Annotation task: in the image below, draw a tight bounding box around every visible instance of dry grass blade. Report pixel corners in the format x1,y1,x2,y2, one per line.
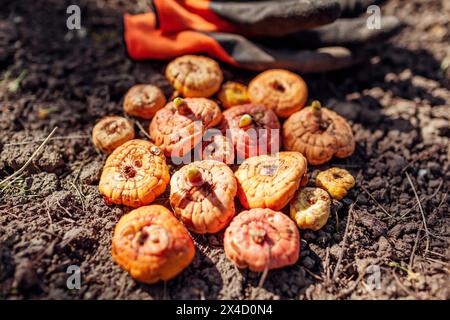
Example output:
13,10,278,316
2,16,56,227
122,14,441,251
303,267,323,281
360,185,393,218
3,135,89,147
45,203,54,232
425,257,449,268
409,227,422,269
258,245,271,288
0,127,58,187
391,270,421,299
56,200,73,217
405,172,430,257
333,204,354,280
163,281,167,300
335,272,365,299
135,120,152,140
69,181,86,212
399,180,443,219
258,266,270,288
324,246,331,285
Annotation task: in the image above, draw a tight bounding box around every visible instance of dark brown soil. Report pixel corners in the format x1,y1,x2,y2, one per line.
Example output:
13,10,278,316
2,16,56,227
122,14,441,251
0,0,449,300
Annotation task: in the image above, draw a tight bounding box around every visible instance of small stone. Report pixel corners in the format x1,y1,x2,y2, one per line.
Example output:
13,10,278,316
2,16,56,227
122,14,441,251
418,169,427,177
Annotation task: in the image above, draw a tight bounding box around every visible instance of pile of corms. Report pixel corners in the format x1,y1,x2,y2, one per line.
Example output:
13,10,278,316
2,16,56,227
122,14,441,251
91,55,356,284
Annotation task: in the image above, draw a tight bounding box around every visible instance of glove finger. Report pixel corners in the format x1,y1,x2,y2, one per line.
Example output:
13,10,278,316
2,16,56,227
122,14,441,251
259,16,404,49
154,0,342,36
258,47,364,73
205,32,364,73
209,0,341,36
339,0,386,17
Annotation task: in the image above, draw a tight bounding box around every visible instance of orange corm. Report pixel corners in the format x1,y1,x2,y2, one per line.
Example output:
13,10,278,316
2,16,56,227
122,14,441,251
220,104,280,160
234,151,308,211
149,97,222,157
170,160,237,234
224,208,300,272
92,116,135,154
290,187,331,231
315,167,356,200
99,139,170,207
123,84,167,120
248,69,308,118
217,81,250,109
112,205,195,284
283,101,355,165
166,55,223,98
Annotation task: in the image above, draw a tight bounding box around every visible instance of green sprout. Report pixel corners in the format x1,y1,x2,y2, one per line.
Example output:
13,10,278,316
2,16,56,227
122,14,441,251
239,114,252,128
388,261,422,282
187,166,201,183
7,70,28,93
173,97,186,109
38,106,60,120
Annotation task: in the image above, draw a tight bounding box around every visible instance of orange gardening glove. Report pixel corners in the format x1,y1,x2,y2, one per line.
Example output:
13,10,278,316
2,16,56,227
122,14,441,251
124,0,402,73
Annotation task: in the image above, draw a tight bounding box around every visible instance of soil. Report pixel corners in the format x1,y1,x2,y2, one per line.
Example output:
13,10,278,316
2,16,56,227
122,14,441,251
0,0,449,300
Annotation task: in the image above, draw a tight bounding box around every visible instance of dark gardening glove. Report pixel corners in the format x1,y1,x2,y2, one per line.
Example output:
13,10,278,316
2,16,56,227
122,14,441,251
124,0,403,73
